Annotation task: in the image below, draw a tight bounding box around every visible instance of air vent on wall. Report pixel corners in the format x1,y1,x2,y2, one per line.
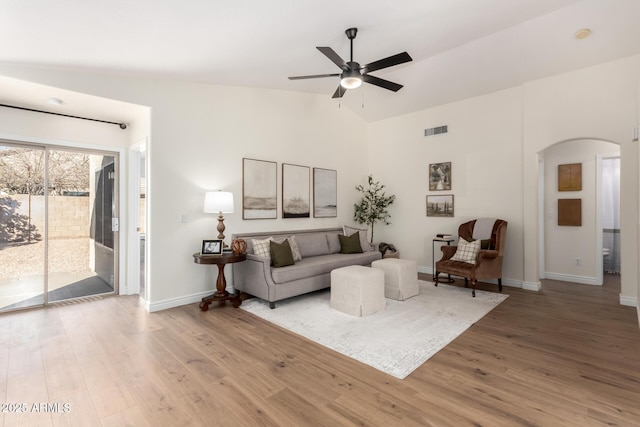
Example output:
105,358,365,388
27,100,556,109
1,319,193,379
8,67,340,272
424,125,448,137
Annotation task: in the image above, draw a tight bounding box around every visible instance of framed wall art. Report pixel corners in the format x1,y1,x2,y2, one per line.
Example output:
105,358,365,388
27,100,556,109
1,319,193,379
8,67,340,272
558,198,582,226
242,158,277,219
426,194,454,217
313,168,337,218
429,162,451,191
282,163,310,218
558,163,582,191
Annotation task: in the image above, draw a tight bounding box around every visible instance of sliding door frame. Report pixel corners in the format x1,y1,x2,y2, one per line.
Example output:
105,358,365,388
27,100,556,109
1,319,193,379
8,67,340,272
0,132,127,302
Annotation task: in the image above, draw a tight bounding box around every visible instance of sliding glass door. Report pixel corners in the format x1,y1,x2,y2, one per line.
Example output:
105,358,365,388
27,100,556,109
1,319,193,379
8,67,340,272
0,141,118,311
0,144,46,309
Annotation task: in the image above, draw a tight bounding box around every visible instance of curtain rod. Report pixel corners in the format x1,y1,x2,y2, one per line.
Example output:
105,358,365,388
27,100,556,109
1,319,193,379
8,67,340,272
0,103,127,129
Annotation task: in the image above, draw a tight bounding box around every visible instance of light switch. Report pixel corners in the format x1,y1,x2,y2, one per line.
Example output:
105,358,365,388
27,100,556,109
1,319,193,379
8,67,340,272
179,212,187,223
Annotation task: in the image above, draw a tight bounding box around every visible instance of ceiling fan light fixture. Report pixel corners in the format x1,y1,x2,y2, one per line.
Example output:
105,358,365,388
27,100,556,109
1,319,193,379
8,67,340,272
340,69,362,89
340,76,362,89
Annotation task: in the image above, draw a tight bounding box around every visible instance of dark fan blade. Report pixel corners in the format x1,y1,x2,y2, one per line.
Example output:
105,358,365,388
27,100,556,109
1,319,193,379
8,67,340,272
331,85,347,99
363,74,403,92
362,52,412,73
317,47,348,70
289,73,340,80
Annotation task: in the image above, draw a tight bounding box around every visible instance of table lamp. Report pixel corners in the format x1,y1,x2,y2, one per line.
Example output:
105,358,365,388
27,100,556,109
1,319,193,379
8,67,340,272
204,190,234,247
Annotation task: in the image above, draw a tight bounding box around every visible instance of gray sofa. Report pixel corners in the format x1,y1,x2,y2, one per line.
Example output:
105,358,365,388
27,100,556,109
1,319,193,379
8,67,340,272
231,228,382,308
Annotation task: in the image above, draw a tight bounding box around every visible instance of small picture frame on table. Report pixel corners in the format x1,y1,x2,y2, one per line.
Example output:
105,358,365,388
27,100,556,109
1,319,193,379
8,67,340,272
202,239,223,255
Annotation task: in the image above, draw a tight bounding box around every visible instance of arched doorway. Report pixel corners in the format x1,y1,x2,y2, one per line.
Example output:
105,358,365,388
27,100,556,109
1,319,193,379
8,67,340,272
538,138,620,289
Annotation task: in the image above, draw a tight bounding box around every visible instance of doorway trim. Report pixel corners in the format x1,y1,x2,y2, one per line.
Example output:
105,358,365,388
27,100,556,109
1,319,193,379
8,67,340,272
596,152,621,287
127,138,147,297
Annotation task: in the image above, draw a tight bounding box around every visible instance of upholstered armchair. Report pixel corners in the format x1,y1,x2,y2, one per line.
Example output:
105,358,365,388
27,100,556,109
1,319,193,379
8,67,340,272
434,219,507,297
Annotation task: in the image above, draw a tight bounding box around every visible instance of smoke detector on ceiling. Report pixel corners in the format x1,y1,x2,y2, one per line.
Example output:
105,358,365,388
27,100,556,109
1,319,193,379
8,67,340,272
575,28,591,40
47,97,63,106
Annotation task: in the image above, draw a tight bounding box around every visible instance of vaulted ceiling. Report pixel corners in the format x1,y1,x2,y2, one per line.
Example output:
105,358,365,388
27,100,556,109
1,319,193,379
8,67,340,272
1,0,640,123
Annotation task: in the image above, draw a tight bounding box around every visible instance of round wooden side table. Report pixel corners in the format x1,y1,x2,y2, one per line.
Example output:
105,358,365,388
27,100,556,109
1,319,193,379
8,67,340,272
193,252,246,311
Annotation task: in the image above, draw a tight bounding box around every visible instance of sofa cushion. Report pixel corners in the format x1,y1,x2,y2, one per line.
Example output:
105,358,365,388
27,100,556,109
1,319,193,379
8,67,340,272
252,237,273,258
450,237,480,264
270,239,295,267
344,225,371,252
339,232,363,254
271,252,382,284
295,233,330,257
326,231,342,254
286,235,303,261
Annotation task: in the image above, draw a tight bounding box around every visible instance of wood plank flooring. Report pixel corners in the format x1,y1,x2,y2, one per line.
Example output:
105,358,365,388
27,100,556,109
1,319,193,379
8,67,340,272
1,274,638,426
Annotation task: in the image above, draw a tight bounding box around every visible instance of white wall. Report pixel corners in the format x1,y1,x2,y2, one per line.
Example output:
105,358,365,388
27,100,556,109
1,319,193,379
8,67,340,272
0,64,369,310
146,83,368,308
637,73,640,325
542,139,619,284
0,104,132,149
1,53,639,317
367,87,524,286
522,55,640,305
368,55,640,309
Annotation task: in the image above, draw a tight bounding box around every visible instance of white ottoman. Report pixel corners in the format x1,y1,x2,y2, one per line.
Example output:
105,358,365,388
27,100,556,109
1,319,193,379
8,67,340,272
330,265,385,317
371,258,418,301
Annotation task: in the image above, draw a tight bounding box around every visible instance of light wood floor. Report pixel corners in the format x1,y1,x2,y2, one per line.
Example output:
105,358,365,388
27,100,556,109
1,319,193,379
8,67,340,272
1,274,638,426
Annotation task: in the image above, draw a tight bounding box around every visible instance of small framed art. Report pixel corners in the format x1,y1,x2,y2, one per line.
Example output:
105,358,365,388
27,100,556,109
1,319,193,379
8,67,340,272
429,162,451,191
426,195,454,217
202,239,223,255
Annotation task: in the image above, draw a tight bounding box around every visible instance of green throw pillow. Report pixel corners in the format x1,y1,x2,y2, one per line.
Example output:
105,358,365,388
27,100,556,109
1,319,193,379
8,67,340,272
339,232,364,254
469,238,491,250
481,239,491,250
269,239,295,267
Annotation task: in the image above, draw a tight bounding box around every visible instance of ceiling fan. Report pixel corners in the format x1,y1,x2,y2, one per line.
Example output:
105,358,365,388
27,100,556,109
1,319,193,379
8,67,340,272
288,27,412,98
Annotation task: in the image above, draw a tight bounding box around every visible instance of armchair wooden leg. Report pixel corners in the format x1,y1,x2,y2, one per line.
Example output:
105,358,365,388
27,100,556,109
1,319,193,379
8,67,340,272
471,279,477,297
498,278,503,293
434,271,439,287
464,278,469,288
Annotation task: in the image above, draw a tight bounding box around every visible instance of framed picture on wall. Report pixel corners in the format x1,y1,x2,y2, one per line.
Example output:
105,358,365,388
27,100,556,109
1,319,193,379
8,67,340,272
313,168,337,218
282,163,310,218
426,194,454,217
429,162,451,191
242,158,277,219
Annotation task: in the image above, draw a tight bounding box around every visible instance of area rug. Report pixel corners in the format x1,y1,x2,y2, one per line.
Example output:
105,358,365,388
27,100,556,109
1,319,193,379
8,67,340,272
240,280,508,379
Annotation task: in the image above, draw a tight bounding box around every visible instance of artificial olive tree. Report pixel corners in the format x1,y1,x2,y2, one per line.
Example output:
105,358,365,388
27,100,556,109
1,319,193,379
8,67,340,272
353,175,395,243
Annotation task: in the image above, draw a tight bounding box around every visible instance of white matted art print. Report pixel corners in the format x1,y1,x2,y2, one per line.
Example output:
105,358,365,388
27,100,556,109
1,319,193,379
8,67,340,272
243,158,277,219
313,168,337,218
282,163,310,218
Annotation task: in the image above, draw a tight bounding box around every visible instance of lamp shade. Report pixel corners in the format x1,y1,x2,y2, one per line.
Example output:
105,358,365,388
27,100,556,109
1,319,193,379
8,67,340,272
204,191,234,213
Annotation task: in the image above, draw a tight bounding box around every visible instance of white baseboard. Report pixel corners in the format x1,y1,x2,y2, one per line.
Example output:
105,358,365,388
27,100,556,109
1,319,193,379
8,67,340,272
147,290,212,313
619,295,637,307
522,281,542,292
417,265,431,275
544,272,600,286
418,266,526,290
